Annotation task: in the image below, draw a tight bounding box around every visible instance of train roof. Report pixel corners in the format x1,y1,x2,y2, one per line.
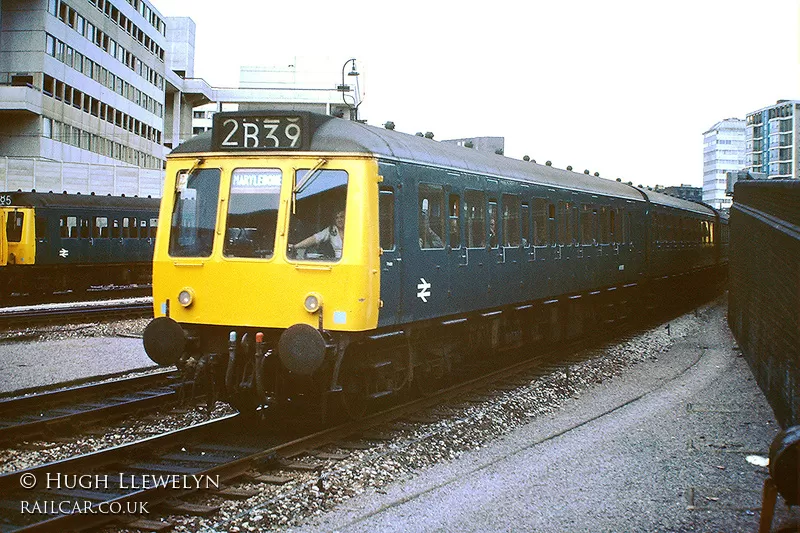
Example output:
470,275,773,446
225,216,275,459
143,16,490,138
635,188,716,217
172,111,718,218
1,191,161,210
173,112,646,201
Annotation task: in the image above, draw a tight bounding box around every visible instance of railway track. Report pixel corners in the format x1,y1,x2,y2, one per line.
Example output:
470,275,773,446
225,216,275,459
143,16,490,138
0,370,180,445
0,294,707,533
0,299,153,329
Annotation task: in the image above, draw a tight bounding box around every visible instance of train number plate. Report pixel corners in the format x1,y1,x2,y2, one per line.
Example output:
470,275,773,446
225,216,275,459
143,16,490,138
212,115,304,151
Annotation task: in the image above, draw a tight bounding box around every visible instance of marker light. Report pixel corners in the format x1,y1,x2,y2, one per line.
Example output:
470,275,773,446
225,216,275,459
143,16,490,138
177,288,194,307
304,293,322,313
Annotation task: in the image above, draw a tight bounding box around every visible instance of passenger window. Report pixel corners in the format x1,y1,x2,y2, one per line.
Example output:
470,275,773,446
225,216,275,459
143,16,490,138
111,219,121,238
625,213,632,244
610,210,617,243
488,200,498,248
80,218,90,238
557,201,566,245
448,194,461,249
139,219,148,239
379,188,395,251
521,203,530,247
532,198,547,246
565,202,575,245
465,189,486,248
418,184,445,249
599,206,609,244
94,216,108,238
67,216,78,238
580,204,594,244
149,218,158,238
502,194,520,246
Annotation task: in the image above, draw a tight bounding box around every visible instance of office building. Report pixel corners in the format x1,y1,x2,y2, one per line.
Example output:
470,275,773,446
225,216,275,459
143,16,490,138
0,1,210,197
702,118,746,210
746,100,800,180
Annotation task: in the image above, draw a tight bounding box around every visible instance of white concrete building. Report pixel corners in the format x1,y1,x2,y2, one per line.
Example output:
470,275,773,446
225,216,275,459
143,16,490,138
746,100,800,180
0,2,210,197
190,57,362,135
702,118,746,210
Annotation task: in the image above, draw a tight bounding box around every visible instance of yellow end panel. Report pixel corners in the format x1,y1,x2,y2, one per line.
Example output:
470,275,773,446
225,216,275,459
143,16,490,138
153,155,381,332
0,211,7,266
5,208,36,265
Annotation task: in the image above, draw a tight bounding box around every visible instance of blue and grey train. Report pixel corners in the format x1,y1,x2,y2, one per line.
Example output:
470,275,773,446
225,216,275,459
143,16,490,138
142,111,727,418
0,191,160,297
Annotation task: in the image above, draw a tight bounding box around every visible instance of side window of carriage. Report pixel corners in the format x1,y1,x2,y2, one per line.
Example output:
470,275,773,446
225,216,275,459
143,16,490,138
501,194,520,247
532,198,547,246
520,203,530,247
465,189,486,248
93,216,108,238
448,193,461,249
418,184,445,250
379,187,395,251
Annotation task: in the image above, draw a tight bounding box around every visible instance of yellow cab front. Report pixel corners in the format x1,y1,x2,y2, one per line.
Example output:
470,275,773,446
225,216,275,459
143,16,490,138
153,153,381,334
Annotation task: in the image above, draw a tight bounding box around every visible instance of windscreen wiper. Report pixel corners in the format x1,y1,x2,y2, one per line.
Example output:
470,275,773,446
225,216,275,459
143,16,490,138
292,158,327,213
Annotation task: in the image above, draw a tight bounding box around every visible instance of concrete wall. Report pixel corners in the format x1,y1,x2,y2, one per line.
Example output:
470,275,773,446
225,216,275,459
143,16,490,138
0,111,41,157
165,17,194,78
0,156,162,197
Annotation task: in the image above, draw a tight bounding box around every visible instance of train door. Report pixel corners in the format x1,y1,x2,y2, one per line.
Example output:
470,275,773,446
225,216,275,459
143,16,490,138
461,187,489,313
0,210,7,266
498,193,525,304
90,214,111,263
410,180,450,321
6,208,36,266
377,162,403,327
446,184,472,315
578,203,599,289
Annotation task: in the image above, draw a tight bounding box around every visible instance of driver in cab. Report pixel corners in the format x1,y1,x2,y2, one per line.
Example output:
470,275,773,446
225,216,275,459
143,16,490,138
288,209,345,260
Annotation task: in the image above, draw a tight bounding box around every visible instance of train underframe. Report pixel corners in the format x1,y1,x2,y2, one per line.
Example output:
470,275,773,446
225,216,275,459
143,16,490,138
166,265,726,424
0,263,152,297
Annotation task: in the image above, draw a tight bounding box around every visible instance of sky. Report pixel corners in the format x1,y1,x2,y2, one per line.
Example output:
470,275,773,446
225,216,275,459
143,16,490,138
152,0,799,188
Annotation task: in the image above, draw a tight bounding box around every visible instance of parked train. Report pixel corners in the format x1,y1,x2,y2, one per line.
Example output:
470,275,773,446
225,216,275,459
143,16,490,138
143,110,728,419
0,191,160,297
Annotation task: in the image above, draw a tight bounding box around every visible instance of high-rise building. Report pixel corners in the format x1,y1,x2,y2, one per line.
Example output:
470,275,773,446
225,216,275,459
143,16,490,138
745,100,800,180
0,1,209,197
702,118,746,210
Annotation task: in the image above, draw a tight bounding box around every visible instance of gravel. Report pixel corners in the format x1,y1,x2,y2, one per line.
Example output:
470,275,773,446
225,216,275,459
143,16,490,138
0,403,236,474
0,317,150,344
162,303,713,533
1,300,713,532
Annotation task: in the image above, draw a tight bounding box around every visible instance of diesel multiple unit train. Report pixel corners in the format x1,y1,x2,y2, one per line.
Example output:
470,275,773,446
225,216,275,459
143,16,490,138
143,111,728,419
0,191,160,297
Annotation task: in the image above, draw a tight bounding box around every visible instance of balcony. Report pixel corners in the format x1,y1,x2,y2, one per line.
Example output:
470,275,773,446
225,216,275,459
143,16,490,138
0,86,44,115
